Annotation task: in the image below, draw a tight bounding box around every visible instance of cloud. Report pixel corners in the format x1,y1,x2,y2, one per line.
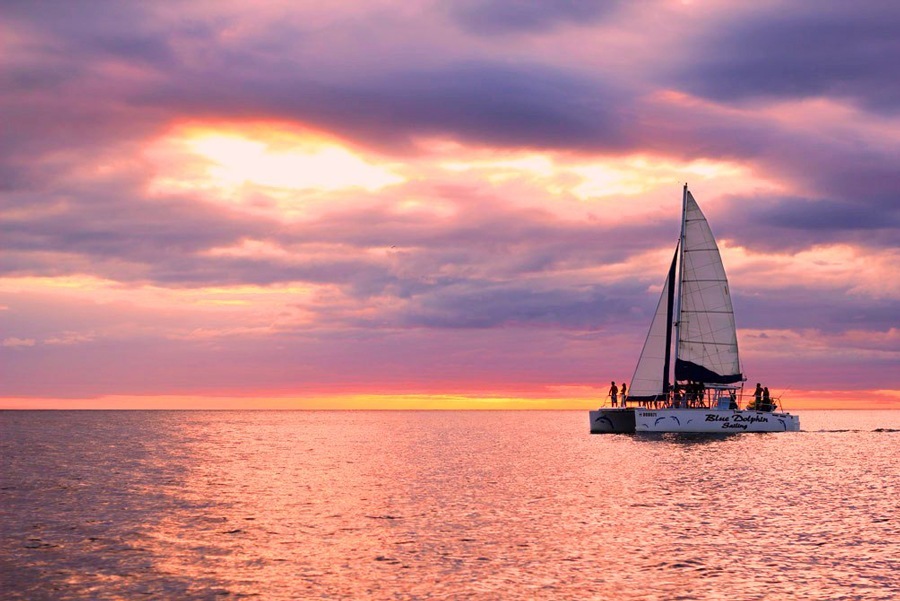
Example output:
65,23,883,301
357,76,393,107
130,60,635,154
2,0,899,404
1,182,268,281
714,193,900,253
676,2,900,113
734,289,900,334
5,0,898,205
396,281,639,329
446,0,623,35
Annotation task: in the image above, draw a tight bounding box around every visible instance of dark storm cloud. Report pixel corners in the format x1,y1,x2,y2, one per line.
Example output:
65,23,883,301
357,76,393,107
678,2,900,113
447,0,622,35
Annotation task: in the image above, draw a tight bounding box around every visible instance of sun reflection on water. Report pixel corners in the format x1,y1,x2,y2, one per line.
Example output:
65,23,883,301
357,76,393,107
1,410,898,599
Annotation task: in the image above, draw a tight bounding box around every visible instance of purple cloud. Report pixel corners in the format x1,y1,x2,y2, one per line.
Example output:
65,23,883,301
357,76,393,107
675,2,900,113
714,193,900,253
446,0,623,35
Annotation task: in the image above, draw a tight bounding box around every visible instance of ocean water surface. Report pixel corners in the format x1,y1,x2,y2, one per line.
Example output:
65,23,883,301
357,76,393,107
1,410,898,600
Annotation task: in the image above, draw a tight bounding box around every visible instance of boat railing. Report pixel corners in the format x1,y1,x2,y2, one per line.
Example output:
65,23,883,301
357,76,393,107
622,384,746,410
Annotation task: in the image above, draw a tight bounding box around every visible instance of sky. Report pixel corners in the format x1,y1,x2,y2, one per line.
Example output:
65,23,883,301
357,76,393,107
2,0,899,410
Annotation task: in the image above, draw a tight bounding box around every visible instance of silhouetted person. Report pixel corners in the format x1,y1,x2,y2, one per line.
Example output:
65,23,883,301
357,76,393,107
752,383,763,409
621,382,627,406
609,381,618,407
763,387,771,411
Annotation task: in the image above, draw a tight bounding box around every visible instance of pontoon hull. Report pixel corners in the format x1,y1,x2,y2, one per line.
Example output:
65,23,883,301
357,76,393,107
589,408,636,434
634,409,799,433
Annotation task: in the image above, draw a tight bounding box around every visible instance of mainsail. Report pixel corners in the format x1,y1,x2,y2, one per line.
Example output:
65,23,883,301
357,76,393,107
674,190,743,384
626,186,742,401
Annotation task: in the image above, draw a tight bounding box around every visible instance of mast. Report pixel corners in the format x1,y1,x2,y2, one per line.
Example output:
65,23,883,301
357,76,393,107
673,183,688,388
662,241,678,397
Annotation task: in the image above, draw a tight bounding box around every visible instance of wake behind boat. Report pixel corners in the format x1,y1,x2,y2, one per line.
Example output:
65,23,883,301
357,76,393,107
590,185,799,434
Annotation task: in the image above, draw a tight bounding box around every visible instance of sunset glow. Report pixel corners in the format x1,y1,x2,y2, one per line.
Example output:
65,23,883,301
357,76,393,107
146,123,406,222
2,1,898,409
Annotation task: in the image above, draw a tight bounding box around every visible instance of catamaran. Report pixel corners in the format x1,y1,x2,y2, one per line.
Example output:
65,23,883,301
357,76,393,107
590,185,800,434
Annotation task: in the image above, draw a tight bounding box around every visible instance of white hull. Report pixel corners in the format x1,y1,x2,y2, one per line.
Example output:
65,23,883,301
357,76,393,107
634,408,799,433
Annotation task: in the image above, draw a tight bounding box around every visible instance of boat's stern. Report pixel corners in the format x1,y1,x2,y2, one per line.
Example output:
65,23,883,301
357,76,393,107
777,413,801,431
589,408,636,434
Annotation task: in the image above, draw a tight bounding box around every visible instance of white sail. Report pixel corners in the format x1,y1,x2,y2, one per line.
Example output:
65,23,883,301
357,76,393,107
675,191,742,383
627,248,677,400
627,271,669,399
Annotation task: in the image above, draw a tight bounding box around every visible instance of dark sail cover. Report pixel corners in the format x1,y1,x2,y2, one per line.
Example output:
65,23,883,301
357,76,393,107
675,359,742,384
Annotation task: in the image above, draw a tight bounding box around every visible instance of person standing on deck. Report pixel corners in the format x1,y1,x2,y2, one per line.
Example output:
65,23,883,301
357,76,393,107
753,383,763,409
609,382,618,407
620,382,627,407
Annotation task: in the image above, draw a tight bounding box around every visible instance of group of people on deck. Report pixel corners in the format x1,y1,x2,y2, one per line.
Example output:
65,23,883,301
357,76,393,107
607,380,707,409
672,381,706,408
608,381,627,407
748,383,776,411
605,380,778,411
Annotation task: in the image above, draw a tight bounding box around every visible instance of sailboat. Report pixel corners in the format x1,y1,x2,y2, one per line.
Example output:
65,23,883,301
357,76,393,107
589,185,800,433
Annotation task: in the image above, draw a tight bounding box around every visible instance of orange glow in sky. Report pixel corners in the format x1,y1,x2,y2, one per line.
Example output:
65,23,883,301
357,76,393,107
145,122,406,222
3,3,898,410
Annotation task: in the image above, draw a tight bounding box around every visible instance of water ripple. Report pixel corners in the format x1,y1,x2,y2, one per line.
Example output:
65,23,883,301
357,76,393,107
1,410,898,600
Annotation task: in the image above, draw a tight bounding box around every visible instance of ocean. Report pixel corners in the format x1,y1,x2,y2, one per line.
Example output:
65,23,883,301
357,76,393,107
1,410,898,600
